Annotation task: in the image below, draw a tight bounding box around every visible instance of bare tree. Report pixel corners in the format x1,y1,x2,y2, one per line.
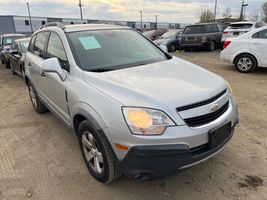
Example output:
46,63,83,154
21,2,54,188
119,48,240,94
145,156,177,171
223,7,232,20
263,2,267,22
199,9,214,23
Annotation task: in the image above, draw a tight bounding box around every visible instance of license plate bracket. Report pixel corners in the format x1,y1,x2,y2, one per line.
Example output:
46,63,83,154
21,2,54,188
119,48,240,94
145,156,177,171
209,122,232,148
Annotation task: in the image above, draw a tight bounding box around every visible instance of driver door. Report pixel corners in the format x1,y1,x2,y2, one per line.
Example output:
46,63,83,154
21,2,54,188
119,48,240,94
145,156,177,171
41,32,71,125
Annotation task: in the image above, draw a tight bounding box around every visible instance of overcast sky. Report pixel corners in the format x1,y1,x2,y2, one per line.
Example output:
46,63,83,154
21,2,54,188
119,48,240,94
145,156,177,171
0,0,265,23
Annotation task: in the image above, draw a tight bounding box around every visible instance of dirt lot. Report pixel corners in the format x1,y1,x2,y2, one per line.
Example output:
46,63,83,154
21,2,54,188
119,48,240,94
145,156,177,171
0,51,266,200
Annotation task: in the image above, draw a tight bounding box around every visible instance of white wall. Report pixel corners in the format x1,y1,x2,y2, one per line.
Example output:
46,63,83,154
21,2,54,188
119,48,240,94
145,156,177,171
13,16,47,33
135,22,150,30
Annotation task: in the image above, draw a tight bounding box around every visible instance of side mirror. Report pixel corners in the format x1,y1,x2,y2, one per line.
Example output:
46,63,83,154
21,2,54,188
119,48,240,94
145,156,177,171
159,44,168,53
42,58,67,81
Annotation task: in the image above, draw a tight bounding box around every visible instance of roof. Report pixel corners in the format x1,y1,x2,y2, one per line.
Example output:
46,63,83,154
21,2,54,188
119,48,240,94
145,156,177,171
230,21,256,25
15,38,30,42
64,24,131,32
1,33,25,37
186,22,221,27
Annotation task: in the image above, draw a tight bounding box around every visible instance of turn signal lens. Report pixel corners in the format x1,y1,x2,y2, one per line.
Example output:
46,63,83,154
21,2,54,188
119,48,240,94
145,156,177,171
115,143,129,151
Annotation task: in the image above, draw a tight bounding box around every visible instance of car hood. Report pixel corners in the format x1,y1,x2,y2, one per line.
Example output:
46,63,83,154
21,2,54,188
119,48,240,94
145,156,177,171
154,38,172,45
83,57,226,110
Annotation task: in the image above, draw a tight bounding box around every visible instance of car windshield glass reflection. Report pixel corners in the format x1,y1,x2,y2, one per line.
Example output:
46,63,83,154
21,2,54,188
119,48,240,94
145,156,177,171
68,29,168,72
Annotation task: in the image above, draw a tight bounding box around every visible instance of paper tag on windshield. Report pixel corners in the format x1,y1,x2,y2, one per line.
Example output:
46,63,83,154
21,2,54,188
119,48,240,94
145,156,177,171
78,36,101,50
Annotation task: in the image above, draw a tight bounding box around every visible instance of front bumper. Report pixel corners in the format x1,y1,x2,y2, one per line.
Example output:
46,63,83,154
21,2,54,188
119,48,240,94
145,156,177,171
119,119,238,180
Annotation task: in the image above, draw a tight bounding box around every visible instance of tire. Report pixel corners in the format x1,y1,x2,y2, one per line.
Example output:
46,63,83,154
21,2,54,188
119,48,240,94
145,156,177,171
168,44,176,52
234,54,257,73
21,64,26,81
28,82,48,113
5,60,10,69
78,120,121,184
11,64,17,75
207,41,215,51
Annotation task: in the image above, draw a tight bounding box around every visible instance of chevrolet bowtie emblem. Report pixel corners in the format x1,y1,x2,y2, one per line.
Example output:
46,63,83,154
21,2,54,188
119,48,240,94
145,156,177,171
210,104,220,112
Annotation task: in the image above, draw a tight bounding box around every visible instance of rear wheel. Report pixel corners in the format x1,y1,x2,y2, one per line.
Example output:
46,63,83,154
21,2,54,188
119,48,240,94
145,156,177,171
78,120,121,184
11,64,17,75
28,82,48,113
168,44,176,52
234,54,257,73
207,41,215,51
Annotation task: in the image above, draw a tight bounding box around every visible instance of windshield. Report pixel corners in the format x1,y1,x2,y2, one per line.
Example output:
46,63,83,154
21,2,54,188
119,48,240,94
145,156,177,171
228,23,253,29
67,29,168,72
3,36,24,45
20,40,30,53
161,31,177,39
183,25,206,34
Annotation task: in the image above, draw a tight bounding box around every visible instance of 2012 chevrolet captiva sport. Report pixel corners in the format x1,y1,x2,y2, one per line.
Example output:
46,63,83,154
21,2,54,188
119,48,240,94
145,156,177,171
25,23,239,184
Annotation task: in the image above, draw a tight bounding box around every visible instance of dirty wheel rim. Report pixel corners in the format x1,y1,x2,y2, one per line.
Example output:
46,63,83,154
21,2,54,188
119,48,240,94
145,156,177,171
238,57,252,71
29,86,37,109
82,131,104,174
210,42,215,51
170,44,175,52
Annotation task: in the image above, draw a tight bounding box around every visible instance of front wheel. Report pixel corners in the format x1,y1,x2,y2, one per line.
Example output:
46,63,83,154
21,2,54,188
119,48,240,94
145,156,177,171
234,54,257,73
78,120,121,184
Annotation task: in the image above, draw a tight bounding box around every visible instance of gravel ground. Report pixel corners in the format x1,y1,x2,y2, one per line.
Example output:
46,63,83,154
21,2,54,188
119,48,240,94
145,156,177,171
0,50,266,200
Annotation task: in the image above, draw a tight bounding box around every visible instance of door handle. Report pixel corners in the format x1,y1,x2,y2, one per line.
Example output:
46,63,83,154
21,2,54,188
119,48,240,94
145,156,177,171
28,62,32,67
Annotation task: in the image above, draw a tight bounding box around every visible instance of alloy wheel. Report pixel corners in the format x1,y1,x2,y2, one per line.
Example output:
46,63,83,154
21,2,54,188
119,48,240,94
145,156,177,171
238,57,252,71
29,86,37,109
82,131,104,174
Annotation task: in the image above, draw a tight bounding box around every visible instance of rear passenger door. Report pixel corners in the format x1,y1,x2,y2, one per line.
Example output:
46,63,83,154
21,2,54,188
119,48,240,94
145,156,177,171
250,29,267,67
213,24,222,43
27,32,49,99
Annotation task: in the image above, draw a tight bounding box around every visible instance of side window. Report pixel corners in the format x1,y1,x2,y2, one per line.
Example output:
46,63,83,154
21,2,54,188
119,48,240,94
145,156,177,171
213,24,219,32
14,43,19,51
252,30,267,39
11,41,16,50
46,32,69,71
255,22,261,28
33,32,49,58
28,35,37,53
206,25,213,33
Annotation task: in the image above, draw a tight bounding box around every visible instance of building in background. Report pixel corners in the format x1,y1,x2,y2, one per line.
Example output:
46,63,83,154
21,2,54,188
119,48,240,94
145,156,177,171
0,15,189,34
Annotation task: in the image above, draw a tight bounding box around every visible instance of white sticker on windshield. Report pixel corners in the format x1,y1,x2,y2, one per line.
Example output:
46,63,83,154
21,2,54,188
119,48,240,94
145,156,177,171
6,39,12,44
78,36,101,50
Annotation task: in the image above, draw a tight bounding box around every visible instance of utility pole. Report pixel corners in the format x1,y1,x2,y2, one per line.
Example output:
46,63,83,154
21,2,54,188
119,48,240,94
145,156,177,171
240,0,248,21
214,0,218,21
256,9,260,21
139,11,143,31
78,0,83,20
26,2,33,34
155,15,158,30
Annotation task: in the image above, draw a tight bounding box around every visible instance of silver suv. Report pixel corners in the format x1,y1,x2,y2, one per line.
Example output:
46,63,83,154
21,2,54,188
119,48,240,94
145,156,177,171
25,23,239,183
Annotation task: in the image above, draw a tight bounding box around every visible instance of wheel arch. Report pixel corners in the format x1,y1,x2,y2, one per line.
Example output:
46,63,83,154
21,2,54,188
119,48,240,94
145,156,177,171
233,52,258,66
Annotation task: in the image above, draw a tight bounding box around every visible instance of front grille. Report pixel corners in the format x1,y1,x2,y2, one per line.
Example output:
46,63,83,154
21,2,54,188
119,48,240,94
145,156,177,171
184,101,229,127
176,89,227,112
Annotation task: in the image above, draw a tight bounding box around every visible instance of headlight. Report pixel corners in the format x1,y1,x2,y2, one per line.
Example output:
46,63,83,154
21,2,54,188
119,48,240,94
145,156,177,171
122,107,175,135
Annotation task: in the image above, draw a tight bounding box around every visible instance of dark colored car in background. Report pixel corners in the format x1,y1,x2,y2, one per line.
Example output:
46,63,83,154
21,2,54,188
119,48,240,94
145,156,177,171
181,23,223,51
8,38,30,79
142,29,168,40
154,29,183,52
0,33,25,68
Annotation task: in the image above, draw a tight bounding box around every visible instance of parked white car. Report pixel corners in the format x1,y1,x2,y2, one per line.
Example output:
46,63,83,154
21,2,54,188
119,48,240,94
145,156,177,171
220,26,267,73
221,21,265,45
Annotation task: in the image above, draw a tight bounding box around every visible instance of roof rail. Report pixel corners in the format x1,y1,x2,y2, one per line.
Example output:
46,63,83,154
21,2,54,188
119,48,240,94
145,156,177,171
39,22,66,30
